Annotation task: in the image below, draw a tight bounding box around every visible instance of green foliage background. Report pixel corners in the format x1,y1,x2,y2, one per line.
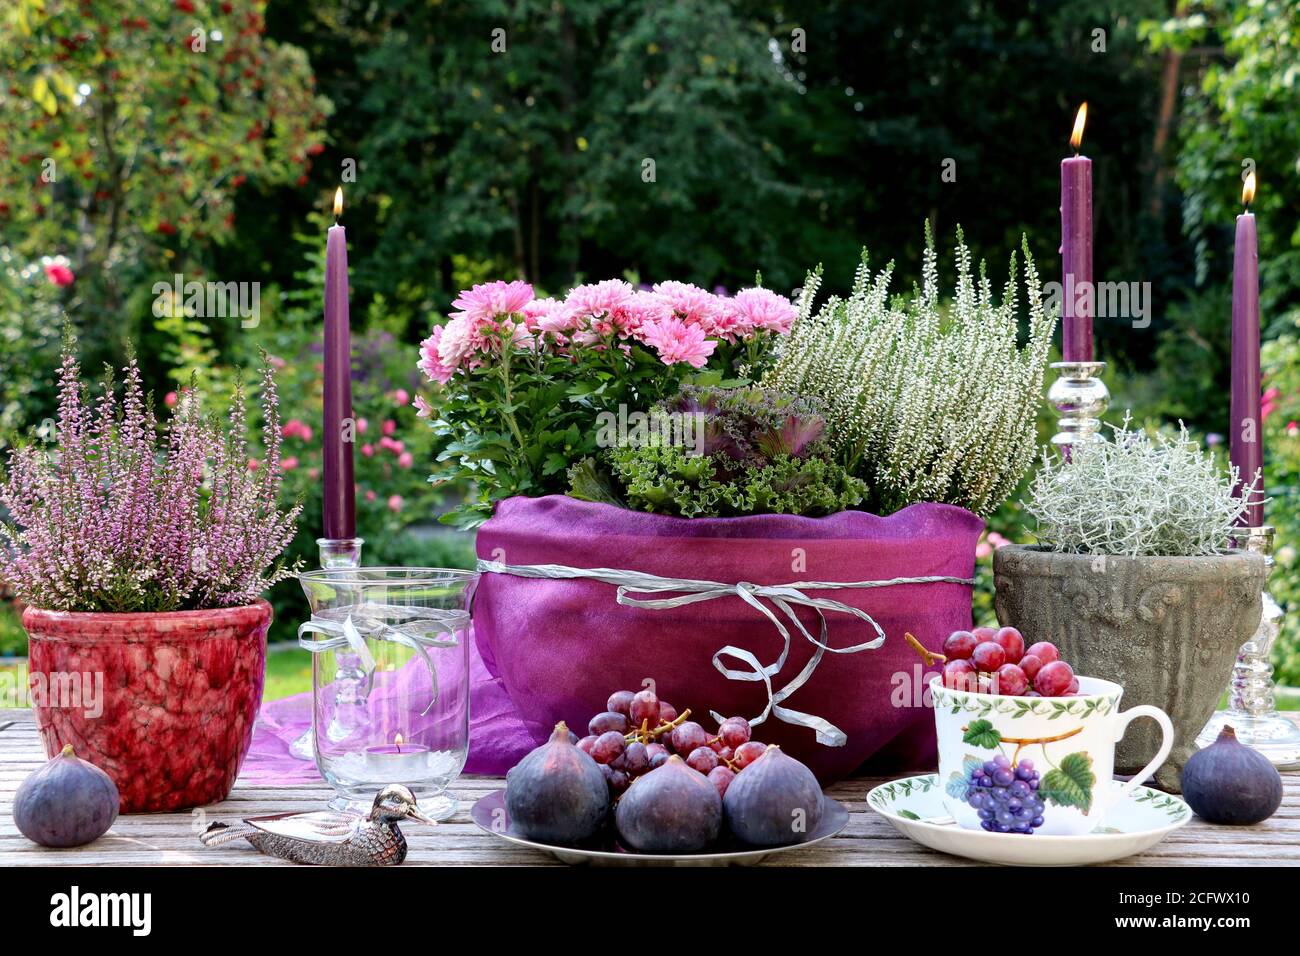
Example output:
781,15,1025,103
1,0,1299,687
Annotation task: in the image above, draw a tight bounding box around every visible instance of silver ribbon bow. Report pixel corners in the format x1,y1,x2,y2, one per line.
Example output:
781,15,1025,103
476,560,972,747
298,605,465,716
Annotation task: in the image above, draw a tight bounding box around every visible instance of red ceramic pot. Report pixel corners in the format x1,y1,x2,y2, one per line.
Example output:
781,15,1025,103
22,601,270,813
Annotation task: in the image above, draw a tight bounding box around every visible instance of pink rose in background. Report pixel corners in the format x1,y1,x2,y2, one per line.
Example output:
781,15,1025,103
382,419,396,436
356,417,369,434
44,262,75,286
638,317,716,369
1288,421,1299,438
247,458,260,471
398,451,414,468
361,444,374,457
387,494,404,512
164,391,179,408
307,467,319,480
975,540,993,559
280,456,299,471
365,490,377,502
392,388,410,406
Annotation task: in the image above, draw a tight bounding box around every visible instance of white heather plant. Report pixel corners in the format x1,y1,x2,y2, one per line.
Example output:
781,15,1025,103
764,225,1056,515
1025,417,1251,557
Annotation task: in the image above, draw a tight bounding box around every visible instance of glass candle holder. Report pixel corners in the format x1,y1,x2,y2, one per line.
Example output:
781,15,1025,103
298,567,476,820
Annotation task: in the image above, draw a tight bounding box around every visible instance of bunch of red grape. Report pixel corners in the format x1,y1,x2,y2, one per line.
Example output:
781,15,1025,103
939,626,1078,697
575,688,768,799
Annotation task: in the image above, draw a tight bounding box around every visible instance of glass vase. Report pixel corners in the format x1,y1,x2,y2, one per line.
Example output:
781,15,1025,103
298,567,476,819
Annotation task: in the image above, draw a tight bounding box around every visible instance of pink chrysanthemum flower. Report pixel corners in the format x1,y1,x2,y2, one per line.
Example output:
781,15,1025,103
728,287,798,336
638,317,717,369
566,279,636,336
418,327,456,384
525,297,578,335
413,395,434,419
450,280,535,322
625,290,673,333
652,280,721,330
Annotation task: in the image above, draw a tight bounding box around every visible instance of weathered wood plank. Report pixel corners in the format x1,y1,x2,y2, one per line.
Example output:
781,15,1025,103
2,708,1298,867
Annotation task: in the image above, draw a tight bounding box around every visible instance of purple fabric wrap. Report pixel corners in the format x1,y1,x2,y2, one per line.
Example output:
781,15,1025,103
471,495,983,783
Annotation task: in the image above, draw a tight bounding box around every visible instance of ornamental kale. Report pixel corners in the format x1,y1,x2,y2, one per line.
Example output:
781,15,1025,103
0,340,302,613
569,385,867,518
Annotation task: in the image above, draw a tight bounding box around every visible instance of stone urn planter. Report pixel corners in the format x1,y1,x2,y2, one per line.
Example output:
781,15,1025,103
992,545,1266,792
23,601,270,813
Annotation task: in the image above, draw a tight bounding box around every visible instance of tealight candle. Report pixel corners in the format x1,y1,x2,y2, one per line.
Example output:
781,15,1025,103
364,733,431,775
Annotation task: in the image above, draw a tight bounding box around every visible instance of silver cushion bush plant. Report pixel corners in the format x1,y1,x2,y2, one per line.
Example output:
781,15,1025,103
764,225,1056,516
1025,417,1251,557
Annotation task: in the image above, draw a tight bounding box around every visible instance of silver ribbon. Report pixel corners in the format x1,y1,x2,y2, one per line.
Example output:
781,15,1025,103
476,559,972,747
298,605,465,716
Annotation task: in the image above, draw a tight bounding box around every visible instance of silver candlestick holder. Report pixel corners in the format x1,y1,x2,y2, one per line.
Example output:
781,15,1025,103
288,537,367,760
1047,361,1110,449
1197,526,1300,767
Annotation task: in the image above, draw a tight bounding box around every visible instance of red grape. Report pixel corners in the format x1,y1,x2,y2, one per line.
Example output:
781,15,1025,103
942,630,977,660
645,743,668,760
942,658,978,691
1034,660,1074,697
577,735,598,755
687,746,720,774
717,745,734,762
993,663,1028,696
629,690,659,727
1019,653,1044,682
1066,676,1080,695
719,718,751,748
733,741,767,768
588,711,629,736
607,690,635,716
657,701,678,724
972,626,998,643
708,766,736,798
624,742,649,773
991,627,1025,663
971,641,1006,672
591,731,627,764
602,765,630,793
1025,641,1059,665
670,721,709,756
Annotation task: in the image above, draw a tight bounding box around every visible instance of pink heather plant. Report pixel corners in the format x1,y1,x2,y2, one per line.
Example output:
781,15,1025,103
0,343,302,613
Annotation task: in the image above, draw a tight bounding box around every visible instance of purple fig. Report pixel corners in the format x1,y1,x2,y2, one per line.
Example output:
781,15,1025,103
1181,726,1282,825
615,755,721,853
723,745,823,847
14,744,119,848
506,721,610,844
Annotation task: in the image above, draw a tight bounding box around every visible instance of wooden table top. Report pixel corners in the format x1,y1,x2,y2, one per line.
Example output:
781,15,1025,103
2,709,1297,866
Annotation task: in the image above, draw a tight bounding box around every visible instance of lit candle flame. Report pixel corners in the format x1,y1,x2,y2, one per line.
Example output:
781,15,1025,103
333,187,343,219
394,732,404,752
1070,103,1088,151
1242,170,1256,208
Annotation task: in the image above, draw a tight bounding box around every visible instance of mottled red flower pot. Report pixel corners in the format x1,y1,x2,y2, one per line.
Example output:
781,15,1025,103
22,601,270,813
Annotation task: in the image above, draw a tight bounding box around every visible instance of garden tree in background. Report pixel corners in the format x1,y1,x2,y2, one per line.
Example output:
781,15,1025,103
263,0,1168,364
0,0,329,370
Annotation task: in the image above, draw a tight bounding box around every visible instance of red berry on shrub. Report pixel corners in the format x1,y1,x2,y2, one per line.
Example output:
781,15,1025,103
991,626,1025,663
942,630,977,660
971,641,1006,673
1019,653,1044,682
1034,660,1074,697
1025,641,1059,665
994,663,1028,696
942,658,978,691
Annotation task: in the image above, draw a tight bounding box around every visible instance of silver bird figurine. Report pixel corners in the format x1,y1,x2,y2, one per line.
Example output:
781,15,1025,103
199,784,436,865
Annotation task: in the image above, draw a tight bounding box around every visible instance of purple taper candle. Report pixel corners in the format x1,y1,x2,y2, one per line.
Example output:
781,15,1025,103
1060,103,1093,362
323,187,356,540
1230,171,1263,527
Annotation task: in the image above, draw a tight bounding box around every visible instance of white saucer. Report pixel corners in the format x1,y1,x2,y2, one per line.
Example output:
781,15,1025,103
867,774,1191,866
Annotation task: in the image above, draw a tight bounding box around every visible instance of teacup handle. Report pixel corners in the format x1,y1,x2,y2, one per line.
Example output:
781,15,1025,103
1114,704,1175,800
